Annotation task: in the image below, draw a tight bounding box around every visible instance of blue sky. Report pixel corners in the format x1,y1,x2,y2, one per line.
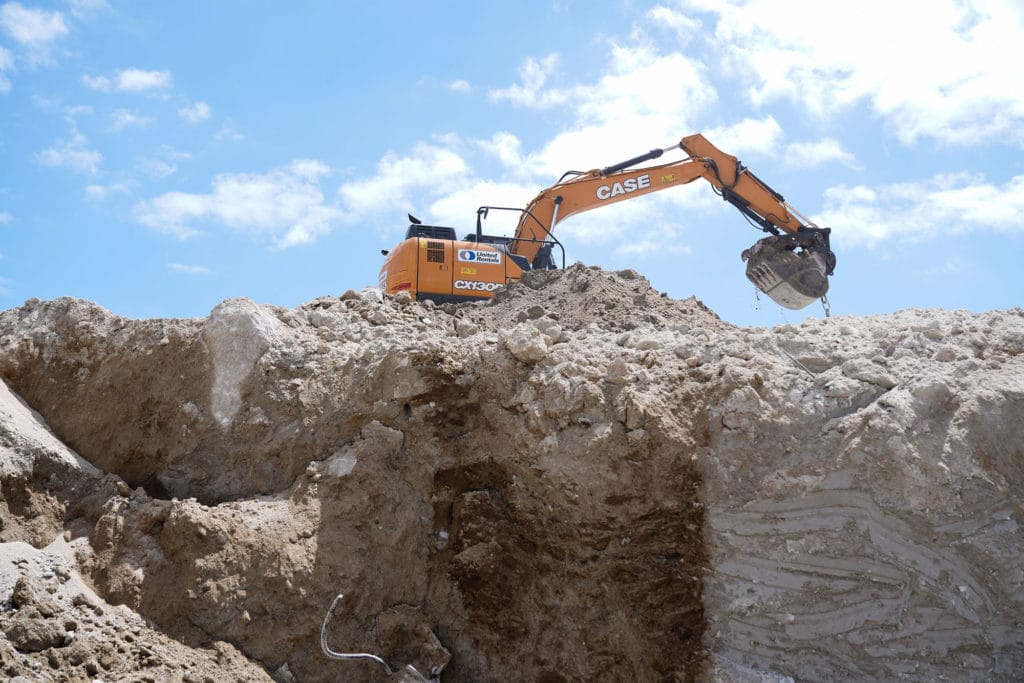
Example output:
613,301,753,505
1,0,1021,327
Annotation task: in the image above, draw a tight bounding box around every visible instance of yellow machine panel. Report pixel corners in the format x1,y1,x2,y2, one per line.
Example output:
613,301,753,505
416,238,453,298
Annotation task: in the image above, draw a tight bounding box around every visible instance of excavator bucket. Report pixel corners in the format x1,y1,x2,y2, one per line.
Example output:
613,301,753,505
742,234,831,310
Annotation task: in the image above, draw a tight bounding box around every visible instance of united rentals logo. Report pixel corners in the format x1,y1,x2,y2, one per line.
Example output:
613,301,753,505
457,249,501,265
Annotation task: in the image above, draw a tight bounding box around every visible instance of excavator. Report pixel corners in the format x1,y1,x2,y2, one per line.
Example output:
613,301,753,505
378,132,836,310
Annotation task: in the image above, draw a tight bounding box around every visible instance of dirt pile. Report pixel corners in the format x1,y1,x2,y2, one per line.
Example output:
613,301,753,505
0,263,1021,681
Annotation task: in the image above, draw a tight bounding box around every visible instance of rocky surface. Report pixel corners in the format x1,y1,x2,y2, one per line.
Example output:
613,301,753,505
0,263,1021,681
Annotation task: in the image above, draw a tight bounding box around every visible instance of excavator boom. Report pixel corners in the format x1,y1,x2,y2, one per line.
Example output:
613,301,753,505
509,133,834,309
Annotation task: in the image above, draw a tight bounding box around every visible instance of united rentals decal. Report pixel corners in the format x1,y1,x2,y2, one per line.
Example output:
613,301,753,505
457,249,502,265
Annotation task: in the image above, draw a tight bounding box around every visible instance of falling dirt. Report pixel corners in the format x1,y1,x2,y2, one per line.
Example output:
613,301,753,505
0,263,1021,681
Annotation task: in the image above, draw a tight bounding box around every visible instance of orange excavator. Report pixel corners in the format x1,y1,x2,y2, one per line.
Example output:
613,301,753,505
378,133,835,310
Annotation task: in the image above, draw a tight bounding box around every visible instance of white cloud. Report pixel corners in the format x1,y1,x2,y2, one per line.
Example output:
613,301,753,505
704,116,783,158
488,54,568,108
178,100,210,123
83,68,172,92
335,128,723,249
351,29,728,255
646,5,702,39
0,3,67,56
818,173,1024,248
576,43,713,129
85,181,132,200
31,95,93,116
135,192,203,238
117,68,171,91
616,237,692,257
678,0,1024,146
214,123,244,143
63,103,91,116
475,132,526,172
338,142,469,219
68,0,109,19
0,46,12,92
395,3,1024,265
510,43,717,178
345,25,725,244
784,138,860,170
135,146,189,180
334,135,550,237
167,262,211,275
352,8,1024,266
0,1,69,80
81,73,110,90
427,180,539,235
36,129,101,174
109,108,152,131
0,211,11,223
135,160,344,248
138,160,176,179
445,79,471,94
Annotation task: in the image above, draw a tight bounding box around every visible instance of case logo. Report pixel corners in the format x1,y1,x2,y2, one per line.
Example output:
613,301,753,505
596,173,651,200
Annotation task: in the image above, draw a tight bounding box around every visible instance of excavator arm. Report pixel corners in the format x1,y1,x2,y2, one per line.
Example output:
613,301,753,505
509,133,835,310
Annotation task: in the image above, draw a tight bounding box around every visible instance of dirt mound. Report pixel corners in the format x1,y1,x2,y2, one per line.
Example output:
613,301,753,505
0,266,1021,681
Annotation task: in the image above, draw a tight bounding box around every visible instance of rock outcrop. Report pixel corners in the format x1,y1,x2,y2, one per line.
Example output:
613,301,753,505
0,264,1021,681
